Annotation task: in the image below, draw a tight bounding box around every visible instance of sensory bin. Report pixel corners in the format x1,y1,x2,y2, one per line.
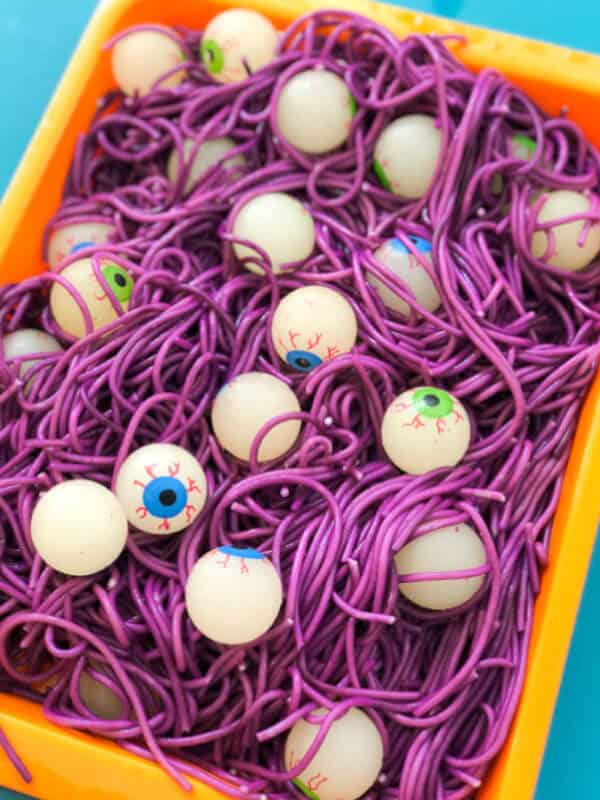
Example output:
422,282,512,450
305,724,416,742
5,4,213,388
1,6,600,800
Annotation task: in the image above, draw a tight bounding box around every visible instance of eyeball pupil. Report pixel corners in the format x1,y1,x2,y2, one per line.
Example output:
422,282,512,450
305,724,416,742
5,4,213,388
114,273,127,287
159,489,177,506
423,394,440,407
297,358,311,369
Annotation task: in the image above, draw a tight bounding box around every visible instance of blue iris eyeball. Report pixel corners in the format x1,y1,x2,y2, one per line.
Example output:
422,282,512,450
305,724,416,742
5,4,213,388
286,349,323,373
70,241,96,254
143,475,188,519
390,236,431,254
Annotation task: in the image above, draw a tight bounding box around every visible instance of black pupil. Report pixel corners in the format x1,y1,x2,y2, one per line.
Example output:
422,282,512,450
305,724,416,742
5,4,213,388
207,47,214,62
423,394,440,407
159,489,177,506
114,273,127,287
296,357,311,369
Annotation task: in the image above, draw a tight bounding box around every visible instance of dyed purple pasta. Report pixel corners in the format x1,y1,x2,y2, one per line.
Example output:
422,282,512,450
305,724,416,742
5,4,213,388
0,9,600,800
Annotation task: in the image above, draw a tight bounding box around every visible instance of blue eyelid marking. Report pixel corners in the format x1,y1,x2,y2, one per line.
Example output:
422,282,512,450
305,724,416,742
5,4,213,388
218,546,265,560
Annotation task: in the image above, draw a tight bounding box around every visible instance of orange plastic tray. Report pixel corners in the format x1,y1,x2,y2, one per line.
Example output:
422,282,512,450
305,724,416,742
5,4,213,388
2,1,600,798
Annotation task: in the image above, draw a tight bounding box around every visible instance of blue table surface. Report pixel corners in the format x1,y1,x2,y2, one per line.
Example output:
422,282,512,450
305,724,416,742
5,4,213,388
2,1,600,798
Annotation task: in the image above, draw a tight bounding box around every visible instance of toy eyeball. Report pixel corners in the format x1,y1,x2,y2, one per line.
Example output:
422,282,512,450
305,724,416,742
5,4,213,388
211,372,301,462
531,190,600,272
167,137,246,194
50,258,134,339
185,547,283,645
276,70,356,155
369,236,441,316
47,221,115,270
510,134,536,160
111,29,185,97
394,523,487,610
271,286,357,373
30,480,128,576
201,9,279,84
114,443,207,535
79,670,124,720
284,707,384,800
381,387,471,474
374,114,442,199
2,329,62,379
232,193,316,275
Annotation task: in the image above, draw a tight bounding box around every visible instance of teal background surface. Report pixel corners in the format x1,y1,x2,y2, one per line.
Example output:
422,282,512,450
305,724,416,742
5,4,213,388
1,1,600,798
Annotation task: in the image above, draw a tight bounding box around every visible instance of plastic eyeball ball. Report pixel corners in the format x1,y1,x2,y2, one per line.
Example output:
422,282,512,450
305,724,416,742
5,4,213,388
510,134,536,160
2,329,62,379
111,29,185,97
276,70,356,155
211,372,301,462
50,258,134,339
201,9,278,84
30,480,128,576
167,137,245,194
185,547,283,645
79,670,124,720
232,193,315,275
47,222,115,270
369,237,441,316
272,286,357,372
284,707,384,800
531,190,600,272
381,387,470,474
114,443,207,535
374,115,442,199
394,523,487,610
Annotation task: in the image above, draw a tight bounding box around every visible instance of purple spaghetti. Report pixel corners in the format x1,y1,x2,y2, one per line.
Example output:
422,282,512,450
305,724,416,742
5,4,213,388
0,8,599,800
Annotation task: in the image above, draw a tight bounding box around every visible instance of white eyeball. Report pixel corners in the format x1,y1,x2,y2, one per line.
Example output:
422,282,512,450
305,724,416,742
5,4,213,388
381,387,470,475
374,115,442,199
50,258,134,339
276,70,356,155
167,137,245,194
185,547,283,645
47,222,115,270
114,443,207,535
531,190,600,272
232,193,315,275
2,329,62,379
369,236,440,316
30,480,128,576
201,9,279,84
79,670,124,720
284,707,384,800
272,286,357,372
211,372,301,462
111,29,185,97
394,523,487,610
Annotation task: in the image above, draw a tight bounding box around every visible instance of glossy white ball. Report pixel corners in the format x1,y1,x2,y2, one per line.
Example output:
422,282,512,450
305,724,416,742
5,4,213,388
185,547,283,645
284,708,384,800
79,671,124,720
369,237,440,316
232,193,315,274
381,387,470,475
201,9,278,84
276,69,356,155
114,443,207,535
211,372,301,462
111,29,185,96
30,480,128,576
272,286,357,372
2,329,62,379
374,114,441,199
47,221,115,270
50,258,133,339
394,523,487,610
167,137,245,194
531,190,600,272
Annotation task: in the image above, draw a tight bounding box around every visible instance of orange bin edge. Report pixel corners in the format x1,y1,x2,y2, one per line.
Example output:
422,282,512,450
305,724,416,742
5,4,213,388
2,0,600,798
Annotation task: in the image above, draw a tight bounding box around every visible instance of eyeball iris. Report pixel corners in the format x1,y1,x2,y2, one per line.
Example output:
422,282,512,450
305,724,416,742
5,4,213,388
373,160,392,192
143,476,188,519
201,39,225,74
70,241,95,254
286,350,323,373
101,264,133,304
412,387,454,419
